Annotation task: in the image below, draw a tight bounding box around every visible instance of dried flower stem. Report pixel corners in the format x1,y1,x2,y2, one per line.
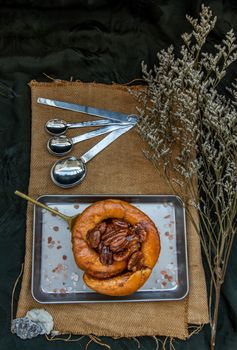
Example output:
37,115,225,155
133,5,237,349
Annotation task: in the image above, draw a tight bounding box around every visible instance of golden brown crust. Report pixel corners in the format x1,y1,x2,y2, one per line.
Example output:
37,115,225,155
72,199,160,295
83,268,152,296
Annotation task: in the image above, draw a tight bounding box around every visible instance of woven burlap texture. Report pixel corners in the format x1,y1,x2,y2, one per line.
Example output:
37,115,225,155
16,81,209,339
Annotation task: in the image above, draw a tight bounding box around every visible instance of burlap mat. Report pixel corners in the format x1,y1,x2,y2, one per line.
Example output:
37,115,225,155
16,81,209,339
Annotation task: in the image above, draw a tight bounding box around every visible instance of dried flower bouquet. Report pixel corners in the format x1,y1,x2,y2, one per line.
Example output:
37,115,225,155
134,5,237,350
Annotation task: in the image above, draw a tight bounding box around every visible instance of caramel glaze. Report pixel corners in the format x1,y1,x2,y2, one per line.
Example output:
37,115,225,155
72,199,161,296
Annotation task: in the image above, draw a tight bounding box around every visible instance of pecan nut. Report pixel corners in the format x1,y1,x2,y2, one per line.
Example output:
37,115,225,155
128,242,141,255
113,248,131,262
86,230,101,248
102,226,126,241
112,219,129,229
133,223,147,242
110,236,129,252
126,233,139,244
127,251,144,271
97,222,107,234
97,241,104,253
102,231,117,245
104,223,116,234
100,246,113,265
138,230,147,242
103,231,128,246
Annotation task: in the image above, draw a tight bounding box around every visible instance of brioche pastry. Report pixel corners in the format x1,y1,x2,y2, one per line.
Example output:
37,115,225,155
72,199,160,296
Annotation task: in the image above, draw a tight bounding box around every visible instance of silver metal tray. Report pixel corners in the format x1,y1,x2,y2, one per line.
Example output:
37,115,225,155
32,195,189,303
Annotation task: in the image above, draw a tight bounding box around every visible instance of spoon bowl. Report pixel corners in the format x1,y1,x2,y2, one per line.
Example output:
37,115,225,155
51,156,86,188
45,119,68,135
47,135,73,156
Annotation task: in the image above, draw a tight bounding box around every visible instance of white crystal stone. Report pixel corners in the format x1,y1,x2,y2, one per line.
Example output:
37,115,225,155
26,309,54,334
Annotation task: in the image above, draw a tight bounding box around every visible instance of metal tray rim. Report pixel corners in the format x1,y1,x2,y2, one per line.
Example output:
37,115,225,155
35,193,185,202
32,194,189,303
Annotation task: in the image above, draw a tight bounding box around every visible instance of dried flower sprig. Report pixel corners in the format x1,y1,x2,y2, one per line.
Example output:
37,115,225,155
133,5,237,350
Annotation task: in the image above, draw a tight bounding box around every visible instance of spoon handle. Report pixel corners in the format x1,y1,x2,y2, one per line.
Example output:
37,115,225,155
81,124,135,164
15,190,71,222
68,120,131,129
37,97,138,124
71,124,128,144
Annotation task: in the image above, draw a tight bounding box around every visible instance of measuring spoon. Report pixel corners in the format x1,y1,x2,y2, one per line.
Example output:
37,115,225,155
47,124,127,156
15,190,77,231
51,125,134,188
45,118,131,136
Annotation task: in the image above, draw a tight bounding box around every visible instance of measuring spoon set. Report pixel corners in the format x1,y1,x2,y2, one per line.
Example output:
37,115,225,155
38,97,138,188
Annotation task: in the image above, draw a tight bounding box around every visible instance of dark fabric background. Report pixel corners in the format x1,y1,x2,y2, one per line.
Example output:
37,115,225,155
0,1,236,349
